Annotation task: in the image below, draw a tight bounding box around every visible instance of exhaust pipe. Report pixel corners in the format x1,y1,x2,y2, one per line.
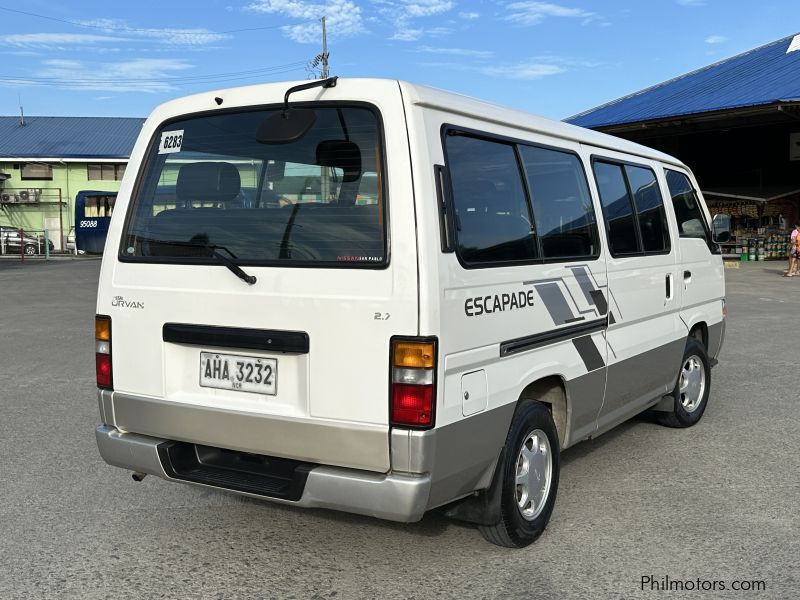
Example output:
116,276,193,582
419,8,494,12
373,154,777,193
131,471,147,482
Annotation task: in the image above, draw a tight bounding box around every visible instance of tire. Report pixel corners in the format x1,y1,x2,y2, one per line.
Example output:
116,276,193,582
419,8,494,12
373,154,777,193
479,401,560,548
24,244,37,255
657,337,711,428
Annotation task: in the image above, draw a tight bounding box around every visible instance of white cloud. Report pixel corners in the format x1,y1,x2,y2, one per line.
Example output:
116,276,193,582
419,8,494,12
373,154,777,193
705,34,726,44
459,11,480,19
422,55,571,81
417,45,493,58
676,0,705,5
36,58,193,92
481,61,565,80
391,25,451,41
377,0,455,42
77,19,227,45
2,33,129,48
402,0,453,17
2,23,227,51
247,0,363,43
392,28,424,41
504,2,598,26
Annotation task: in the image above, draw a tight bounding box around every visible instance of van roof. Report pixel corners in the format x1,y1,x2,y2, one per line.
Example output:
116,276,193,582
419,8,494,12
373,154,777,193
146,78,684,168
399,81,682,167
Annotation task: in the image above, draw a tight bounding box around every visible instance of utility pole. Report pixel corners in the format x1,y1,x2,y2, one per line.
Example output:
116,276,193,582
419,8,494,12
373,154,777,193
318,15,331,201
320,16,329,79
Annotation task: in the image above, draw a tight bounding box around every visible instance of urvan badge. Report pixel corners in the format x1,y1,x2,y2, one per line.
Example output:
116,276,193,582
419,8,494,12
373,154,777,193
111,296,144,309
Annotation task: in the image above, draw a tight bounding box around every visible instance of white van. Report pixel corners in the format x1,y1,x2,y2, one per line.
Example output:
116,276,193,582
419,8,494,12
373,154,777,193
95,78,726,547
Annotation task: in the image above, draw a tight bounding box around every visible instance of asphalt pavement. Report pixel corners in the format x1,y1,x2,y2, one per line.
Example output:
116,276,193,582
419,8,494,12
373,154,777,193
0,258,797,599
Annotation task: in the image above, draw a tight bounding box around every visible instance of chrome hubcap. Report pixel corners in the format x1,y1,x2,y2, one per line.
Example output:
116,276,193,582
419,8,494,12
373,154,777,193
679,355,706,413
515,429,552,521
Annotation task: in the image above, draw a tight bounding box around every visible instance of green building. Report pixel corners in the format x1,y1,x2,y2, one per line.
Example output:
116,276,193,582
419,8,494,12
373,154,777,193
0,116,144,249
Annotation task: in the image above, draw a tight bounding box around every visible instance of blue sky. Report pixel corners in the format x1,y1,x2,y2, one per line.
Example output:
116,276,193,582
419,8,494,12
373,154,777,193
0,1,797,120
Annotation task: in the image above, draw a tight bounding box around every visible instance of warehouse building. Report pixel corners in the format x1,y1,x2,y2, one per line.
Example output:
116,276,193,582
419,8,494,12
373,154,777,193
0,116,144,250
567,32,800,259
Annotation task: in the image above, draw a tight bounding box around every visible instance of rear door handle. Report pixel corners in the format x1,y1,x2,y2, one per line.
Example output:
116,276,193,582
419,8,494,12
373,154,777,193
684,270,692,280
665,273,673,301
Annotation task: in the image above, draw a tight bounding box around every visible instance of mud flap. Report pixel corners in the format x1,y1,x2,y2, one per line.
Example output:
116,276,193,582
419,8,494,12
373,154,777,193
443,447,506,526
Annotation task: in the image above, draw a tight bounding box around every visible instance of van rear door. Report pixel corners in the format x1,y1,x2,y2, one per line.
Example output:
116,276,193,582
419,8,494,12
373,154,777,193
98,82,417,473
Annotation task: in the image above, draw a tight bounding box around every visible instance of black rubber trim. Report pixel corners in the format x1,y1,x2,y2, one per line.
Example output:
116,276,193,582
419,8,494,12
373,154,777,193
158,441,315,502
163,323,309,354
500,317,608,357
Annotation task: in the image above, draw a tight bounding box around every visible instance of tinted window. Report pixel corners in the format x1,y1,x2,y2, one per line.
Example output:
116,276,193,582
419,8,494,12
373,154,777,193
121,106,386,267
626,165,670,253
519,146,599,259
20,163,53,180
446,135,536,265
593,162,639,255
665,170,711,241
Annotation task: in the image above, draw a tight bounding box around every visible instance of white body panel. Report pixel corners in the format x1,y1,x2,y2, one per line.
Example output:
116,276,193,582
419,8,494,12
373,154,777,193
98,80,419,472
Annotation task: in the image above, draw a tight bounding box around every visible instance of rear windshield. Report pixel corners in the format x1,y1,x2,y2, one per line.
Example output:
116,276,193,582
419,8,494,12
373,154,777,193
120,105,386,267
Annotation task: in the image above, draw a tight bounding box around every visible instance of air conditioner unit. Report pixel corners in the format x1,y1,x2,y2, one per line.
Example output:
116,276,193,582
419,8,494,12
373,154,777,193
18,189,40,203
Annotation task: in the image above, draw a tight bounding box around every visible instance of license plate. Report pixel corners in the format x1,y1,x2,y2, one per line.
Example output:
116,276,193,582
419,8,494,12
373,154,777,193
199,352,277,395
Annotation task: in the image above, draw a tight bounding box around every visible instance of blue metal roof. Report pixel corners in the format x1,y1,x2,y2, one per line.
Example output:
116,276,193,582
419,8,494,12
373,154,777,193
567,33,800,129
0,116,144,159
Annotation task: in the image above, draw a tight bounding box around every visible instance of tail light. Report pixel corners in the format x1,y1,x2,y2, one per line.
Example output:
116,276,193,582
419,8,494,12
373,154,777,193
390,338,436,428
95,315,113,389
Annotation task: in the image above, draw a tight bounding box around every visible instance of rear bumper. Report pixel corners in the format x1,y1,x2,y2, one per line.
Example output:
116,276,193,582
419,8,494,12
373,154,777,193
95,425,431,522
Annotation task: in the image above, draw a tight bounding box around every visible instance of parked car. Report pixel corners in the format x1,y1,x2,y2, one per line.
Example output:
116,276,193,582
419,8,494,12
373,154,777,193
66,227,76,253
0,225,55,255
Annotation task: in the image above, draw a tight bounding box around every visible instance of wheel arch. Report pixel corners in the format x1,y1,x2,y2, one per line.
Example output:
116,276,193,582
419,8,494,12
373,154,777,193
688,321,708,348
518,375,568,450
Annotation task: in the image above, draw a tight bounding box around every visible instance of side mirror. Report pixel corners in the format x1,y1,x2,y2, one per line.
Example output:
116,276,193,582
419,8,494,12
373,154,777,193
712,213,731,244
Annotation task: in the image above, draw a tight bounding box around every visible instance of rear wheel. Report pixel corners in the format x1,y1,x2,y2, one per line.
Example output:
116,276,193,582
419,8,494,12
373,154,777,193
479,401,560,548
657,337,711,428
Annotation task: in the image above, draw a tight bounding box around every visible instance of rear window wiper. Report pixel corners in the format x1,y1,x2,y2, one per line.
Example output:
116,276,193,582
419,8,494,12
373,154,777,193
141,238,257,285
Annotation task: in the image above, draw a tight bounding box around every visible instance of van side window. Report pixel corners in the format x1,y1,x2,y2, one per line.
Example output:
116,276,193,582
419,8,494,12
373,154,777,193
626,165,670,253
593,162,639,255
665,170,712,242
519,146,599,259
593,160,672,256
445,135,537,265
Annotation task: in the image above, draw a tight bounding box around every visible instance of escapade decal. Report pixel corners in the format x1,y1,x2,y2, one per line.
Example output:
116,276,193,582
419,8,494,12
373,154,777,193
465,290,536,317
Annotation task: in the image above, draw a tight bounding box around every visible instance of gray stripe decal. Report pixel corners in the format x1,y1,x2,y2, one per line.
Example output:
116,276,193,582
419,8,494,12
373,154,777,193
590,289,608,315
570,267,596,307
572,335,605,371
535,282,576,325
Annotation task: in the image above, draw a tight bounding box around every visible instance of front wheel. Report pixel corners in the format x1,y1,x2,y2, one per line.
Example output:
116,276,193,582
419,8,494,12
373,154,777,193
479,401,560,548
657,337,711,428
24,244,37,255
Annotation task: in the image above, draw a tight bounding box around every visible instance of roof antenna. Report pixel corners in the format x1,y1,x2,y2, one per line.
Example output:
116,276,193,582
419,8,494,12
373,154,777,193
18,93,25,126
